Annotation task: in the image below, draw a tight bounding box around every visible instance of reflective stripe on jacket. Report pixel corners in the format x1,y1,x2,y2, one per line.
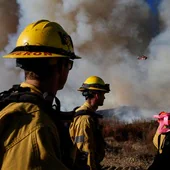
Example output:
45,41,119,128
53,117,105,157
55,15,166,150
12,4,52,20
69,101,105,170
0,82,69,170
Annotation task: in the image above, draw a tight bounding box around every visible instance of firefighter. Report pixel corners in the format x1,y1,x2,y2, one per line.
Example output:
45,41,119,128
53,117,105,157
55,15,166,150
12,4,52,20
148,112,170,170
0,19,80,170
69,76,110,170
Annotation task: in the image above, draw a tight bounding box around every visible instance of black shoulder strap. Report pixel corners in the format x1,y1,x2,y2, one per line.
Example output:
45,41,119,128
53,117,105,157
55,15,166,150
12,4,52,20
0,84,57,113
0,85,31,111
74,109,103,118
74,110,91,117
0,85,29,100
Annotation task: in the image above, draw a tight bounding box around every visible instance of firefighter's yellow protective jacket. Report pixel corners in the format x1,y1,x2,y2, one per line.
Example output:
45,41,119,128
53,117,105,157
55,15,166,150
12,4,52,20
153,128,166,154
69,101,105,170
0,82,69,170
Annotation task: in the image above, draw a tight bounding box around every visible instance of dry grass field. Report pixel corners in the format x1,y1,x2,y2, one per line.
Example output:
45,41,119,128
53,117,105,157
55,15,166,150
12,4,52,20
101,118,158,170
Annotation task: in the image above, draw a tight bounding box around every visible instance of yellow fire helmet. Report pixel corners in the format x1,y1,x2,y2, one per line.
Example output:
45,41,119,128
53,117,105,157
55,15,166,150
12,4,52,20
3,19,80,59
78,76,110,93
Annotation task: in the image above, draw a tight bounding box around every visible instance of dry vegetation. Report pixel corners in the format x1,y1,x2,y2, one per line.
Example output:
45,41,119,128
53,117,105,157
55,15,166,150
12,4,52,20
101,117,158,170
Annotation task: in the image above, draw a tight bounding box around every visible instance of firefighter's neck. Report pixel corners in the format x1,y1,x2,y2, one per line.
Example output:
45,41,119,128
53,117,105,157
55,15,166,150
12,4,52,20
86,98,98,111
25,79,58,99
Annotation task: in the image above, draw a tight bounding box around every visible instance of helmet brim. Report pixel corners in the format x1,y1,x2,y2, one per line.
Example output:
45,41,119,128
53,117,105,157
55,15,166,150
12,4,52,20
3,51,81,59
77,87,109,93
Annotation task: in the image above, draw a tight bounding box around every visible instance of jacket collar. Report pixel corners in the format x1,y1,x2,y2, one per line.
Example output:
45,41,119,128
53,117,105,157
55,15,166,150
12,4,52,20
20,82,42,95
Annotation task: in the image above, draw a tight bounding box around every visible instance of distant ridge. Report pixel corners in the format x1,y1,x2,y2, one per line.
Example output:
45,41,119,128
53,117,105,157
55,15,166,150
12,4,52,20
97,106,144,122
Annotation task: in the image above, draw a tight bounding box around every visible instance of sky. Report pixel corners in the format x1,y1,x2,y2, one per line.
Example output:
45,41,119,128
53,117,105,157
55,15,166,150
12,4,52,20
146,0,161,37
146,0,161,15
1,0,170,122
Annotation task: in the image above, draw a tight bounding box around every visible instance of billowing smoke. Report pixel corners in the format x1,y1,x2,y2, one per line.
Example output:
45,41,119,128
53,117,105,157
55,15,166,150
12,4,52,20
0,0,19,90
0,0,169,121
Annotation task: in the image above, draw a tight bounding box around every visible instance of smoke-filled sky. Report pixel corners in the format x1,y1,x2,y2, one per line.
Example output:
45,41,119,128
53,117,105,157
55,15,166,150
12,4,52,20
1,0,170,121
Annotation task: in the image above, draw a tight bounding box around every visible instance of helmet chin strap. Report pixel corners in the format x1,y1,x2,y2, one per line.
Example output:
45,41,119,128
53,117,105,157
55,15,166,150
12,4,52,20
43,92,60,111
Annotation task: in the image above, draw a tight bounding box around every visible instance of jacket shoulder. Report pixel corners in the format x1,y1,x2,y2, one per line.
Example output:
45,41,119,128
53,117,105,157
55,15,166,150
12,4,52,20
0,102,56,128
0,102,40,117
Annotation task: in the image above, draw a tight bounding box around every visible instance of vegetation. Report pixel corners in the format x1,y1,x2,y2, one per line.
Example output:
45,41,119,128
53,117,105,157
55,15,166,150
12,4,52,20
101,117,158,170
